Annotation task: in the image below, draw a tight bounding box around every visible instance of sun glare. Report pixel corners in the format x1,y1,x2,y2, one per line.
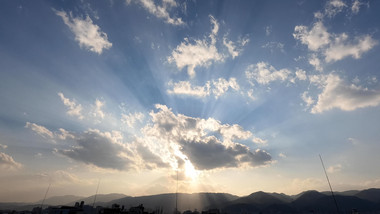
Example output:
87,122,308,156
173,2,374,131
184,159,200,181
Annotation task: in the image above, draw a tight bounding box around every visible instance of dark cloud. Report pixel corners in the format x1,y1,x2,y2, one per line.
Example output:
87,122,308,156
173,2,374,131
56,130,134,170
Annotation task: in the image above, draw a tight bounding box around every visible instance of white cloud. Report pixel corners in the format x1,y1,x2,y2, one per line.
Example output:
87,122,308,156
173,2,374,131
167,81,211,98
327,164,342,173
223,37,249,59
56,128,75,140
25,122,54,139
167,78,240,99
58,92,84,120
311,74,380,113
309,74,329,88
134,0,184,25
92,99,105,120
352,0,361,14
121,112,145,128
325,0,347,17
168,15,223,78
308,54,323,72
55,10,112,54
26,122,75,142
245,62,291,85
223,38,239,59
293,21,330,51
279,153,287,158
212,78,240,98
0,146,22,171
294,21,377,64
252,137,267,144
324,34,378,62
0,152,22,170
295,68,307,81
301,91,315,107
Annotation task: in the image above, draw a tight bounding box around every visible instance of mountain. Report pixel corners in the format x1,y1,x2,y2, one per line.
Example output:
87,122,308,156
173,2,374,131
2,189,380,213
291,190,380,213
223,191,294,214
321,190,360,196
355,188,380,203
267,192,294,203
80,193,128,206
292,190,326,207
229,191,286,207
109,193,238,212
35,195,84,206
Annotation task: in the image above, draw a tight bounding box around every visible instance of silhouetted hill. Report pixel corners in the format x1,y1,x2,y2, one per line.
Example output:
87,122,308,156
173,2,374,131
291,191,380,213
355,188,380,203
321,190,360,196
223,191,294,213
230,191,285,207
267,192,294,203
292,190,325,207
80,193,128,206
36,195,84,206
2,189,380,213
109,193,238,212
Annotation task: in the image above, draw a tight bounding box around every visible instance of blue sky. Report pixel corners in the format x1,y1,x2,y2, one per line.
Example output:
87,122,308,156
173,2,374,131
1,0,380,202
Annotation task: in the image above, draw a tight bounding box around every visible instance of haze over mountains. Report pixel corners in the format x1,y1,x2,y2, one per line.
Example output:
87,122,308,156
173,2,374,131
2,188,380,213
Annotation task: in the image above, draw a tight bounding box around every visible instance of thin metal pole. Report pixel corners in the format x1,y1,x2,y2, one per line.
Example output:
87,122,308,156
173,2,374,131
319,154,340,214
92,179,100,207
175,170,178,214
40,183,51,211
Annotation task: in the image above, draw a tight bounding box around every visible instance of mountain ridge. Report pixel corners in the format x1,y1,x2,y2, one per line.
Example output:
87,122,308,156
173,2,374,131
1,189,380,213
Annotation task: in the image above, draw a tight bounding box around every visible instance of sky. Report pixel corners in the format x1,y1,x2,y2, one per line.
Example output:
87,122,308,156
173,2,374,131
1,0,380,203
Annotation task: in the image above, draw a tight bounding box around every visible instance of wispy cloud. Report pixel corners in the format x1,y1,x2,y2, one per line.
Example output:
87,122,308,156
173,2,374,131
121,112,145,128
91,99,105,121
245,62,291,85
167,81,211,98
58,92,84,120
167,78,240,98
261,42,285,53
212,78,240,98
55,10,112,54
325,0,347,17
131,0,184,25
0,145,22,171
25,122,54,139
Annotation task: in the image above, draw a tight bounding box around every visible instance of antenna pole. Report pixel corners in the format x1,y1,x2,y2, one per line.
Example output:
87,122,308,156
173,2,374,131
319,154,340,214
92,179,100,208
40,183,51,211
175,170,178,214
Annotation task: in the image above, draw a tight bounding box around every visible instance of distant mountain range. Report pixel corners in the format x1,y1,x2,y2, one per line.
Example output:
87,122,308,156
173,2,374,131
2,188,380,213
